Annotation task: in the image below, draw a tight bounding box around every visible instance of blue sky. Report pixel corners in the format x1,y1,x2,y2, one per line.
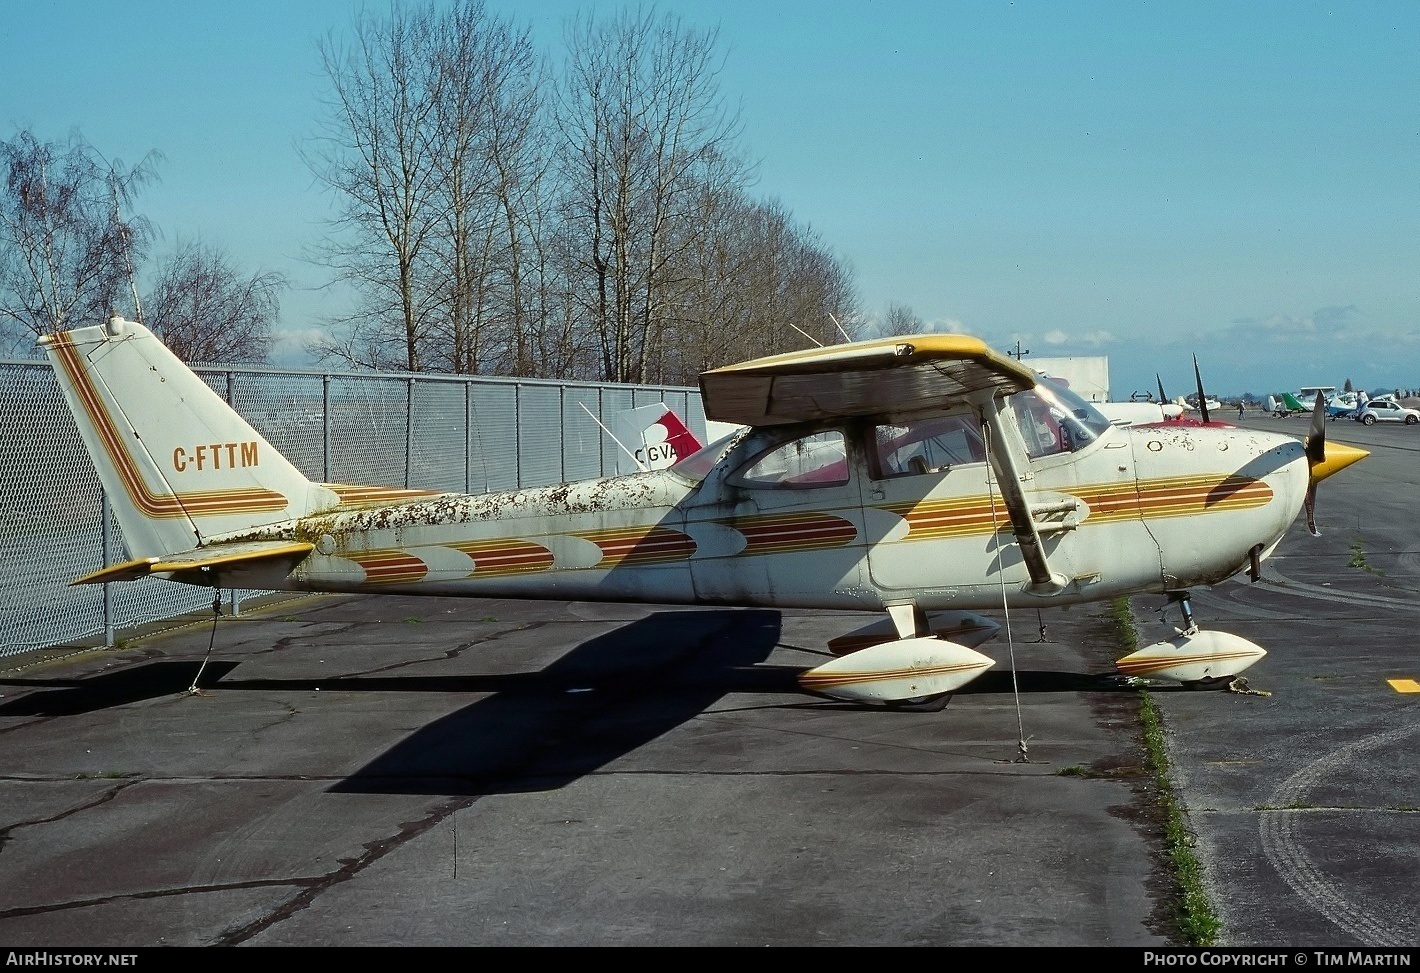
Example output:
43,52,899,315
3,1,1417,396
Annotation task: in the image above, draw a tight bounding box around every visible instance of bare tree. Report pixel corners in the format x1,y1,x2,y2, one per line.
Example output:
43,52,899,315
882,303,925,336
0,127,159,353
300,2,857,385
305,3,446,371
423,0,547,376
662,191,860,383
556,6,742,383
142,239,284,363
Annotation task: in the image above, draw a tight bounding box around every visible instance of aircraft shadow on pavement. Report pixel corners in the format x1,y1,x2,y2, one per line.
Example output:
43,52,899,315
956,669,1145,695
1,614,1146,794
326,608,789,795
0,660,242,716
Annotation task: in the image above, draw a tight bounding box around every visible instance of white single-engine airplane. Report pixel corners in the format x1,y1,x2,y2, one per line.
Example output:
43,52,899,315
42,316,1369,710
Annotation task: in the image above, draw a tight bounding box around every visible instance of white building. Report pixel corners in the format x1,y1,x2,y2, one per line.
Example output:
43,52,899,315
1026,356,1110,403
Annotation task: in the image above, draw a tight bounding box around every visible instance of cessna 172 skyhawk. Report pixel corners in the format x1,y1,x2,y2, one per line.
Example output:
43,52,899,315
41,316,1369,710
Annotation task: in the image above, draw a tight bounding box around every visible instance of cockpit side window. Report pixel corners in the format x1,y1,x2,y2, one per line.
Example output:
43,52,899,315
871,414,984,479
731,430,849,489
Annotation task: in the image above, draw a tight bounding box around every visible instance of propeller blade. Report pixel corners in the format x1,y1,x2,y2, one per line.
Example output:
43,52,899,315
1302,393,1370,536
1306,391,1327,465
1193,355,1210,424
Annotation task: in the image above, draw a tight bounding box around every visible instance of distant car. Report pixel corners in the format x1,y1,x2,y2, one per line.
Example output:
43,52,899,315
1356,401,1420,425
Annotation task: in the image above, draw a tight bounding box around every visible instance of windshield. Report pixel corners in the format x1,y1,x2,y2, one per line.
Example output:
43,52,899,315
1013,375,1113,459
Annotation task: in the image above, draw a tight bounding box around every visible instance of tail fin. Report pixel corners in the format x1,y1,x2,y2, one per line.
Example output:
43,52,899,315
608,403,704,474
41,316,336,559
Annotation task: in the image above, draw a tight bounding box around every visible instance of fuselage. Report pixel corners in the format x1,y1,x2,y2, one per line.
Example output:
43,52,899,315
219,402,1313,614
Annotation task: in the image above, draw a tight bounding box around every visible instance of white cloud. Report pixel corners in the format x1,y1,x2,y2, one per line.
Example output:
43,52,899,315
924,316,966,333
270,326,328,367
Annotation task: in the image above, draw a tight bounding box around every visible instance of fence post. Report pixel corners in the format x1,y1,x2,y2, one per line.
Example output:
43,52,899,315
405,378,415,489
322,374,332,482
514,384,522,489
101,490,114,647
224,371,241,616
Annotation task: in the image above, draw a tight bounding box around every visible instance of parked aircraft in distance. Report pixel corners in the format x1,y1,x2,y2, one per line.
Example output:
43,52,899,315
1272,392,1312,417
1178,394,1222,415
40,316,1369,711
1095,401,1186,426
1324,392,1359,421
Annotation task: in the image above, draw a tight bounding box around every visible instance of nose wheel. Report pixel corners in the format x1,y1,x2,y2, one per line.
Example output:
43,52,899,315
1114,589,1268,685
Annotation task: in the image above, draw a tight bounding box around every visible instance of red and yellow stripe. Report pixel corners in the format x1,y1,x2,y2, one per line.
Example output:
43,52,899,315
880,473,1273,543
576,526,697,567
722,511,858,556
327,484,445,508
1115,649,1262,678
1132,474,1273,520
883,496,1006,541
350,549,428,585
448,537,556,576
798,660,987,694
47,332,287,517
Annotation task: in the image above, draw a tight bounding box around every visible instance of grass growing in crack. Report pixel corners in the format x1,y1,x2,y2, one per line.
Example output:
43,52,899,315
1348,539,1383,575
1110,596,1222,947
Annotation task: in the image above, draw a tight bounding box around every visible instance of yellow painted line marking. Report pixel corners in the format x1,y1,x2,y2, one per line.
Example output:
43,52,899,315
1387,679,1420,694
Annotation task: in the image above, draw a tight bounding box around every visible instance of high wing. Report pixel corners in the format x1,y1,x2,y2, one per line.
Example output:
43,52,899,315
701,334,1071,594
698,335,1038,427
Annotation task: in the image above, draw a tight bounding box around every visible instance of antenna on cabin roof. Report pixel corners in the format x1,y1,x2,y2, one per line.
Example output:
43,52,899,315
788,322,824,348
578,403,647,473
828,312,851,343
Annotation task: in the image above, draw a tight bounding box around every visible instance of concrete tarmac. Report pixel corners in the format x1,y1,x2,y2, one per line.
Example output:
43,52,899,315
0,416,1415,947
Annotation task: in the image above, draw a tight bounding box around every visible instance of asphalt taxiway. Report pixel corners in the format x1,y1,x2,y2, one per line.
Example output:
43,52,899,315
0,417,1415,947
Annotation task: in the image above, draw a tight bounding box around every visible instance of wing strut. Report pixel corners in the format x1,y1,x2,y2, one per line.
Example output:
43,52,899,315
981,401,1069,595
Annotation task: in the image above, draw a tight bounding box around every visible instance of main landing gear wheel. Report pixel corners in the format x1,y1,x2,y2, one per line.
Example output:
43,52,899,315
886,693,953,712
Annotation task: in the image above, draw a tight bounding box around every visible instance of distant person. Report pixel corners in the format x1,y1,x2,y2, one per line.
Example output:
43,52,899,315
1237,402,1245,420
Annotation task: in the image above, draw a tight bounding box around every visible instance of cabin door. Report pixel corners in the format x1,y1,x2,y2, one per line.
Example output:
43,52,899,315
681,425,873,609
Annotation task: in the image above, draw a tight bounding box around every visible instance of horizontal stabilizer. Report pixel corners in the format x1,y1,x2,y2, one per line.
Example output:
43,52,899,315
73,540,314,586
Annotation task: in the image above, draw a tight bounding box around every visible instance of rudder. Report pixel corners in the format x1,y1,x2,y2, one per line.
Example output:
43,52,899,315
41,315,336,560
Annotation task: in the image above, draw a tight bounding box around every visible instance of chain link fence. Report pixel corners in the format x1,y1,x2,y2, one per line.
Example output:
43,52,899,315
0,357,705,658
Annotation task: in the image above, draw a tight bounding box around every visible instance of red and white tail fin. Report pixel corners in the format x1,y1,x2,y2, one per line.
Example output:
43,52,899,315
40,316,337,560
608,403,704,473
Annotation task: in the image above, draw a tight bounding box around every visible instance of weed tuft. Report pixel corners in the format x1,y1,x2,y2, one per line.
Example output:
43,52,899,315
1114,596,1221,946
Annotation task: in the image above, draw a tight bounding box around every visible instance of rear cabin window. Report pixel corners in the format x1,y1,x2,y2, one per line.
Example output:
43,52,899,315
733,431,849,488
